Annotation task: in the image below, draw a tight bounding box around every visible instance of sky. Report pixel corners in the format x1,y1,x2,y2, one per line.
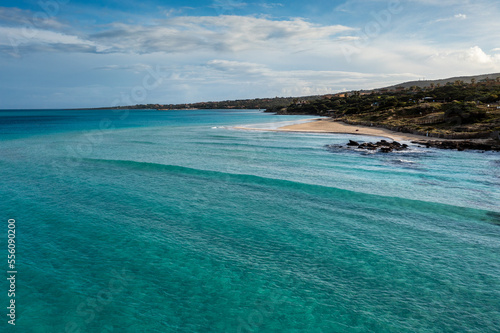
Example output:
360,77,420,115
1,0,500,109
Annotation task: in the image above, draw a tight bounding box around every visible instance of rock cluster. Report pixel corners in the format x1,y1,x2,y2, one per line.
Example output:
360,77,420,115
347,140,408,153
412,140,500,151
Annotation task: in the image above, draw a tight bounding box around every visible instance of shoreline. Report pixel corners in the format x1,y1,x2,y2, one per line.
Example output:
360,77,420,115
234,118,500,151
235,118,440,142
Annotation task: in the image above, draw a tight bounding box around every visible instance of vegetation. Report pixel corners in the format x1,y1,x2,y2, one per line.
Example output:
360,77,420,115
91,74,500,140
272,79,500,138
101,96,322,111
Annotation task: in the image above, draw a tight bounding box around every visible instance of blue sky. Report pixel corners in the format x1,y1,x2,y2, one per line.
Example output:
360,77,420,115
1,0,500,108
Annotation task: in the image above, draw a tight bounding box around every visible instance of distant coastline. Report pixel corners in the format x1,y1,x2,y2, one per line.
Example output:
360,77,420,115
70,72,500,151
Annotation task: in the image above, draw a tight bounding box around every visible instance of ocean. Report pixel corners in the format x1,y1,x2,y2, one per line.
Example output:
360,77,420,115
1,109,499,332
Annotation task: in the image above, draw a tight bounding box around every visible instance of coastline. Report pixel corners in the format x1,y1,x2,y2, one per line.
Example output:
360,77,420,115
235,118,439,142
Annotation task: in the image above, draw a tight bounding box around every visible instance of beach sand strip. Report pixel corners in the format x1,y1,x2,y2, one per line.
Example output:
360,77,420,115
235,118,437,142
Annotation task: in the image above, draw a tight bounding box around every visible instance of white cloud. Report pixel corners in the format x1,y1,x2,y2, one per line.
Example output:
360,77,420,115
88,15,353,54
464,46,495,64
94,63,152,73
0,7,67,30
2,1,500,108
0,14,354,57
259,3,284,9
206,59,269,75
199,59,421,95
428,46,500,74
0,26,108,53
434,13,467,23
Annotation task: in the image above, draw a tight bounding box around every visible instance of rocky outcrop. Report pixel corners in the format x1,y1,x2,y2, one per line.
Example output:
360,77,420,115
327,140,409,153
347,140,359,146
411,140,500,151
330,139,500,153
356,140,409,153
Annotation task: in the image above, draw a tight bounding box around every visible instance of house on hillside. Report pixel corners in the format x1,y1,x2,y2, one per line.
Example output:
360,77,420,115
326,110,340,118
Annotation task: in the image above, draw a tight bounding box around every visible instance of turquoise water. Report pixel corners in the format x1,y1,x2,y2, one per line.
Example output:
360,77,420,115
1,109,499,332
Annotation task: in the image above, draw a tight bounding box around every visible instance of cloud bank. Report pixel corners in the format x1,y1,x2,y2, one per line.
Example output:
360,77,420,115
1,1,500,108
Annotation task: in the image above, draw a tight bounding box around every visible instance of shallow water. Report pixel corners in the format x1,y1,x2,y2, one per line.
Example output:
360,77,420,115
1,109,499,332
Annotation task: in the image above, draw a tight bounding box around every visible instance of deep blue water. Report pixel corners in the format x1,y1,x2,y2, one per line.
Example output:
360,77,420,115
1,109,499,332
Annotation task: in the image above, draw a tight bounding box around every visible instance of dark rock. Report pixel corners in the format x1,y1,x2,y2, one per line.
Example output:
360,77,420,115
411,139,500,152
347,140,359,146
347,140,410,153
357,142,377,150
329,139,414,154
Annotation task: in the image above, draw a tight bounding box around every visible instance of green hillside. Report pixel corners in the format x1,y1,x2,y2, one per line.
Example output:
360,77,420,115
270,78,500,139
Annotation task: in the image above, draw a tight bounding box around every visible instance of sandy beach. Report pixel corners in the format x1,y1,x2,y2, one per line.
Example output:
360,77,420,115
236,118,435,142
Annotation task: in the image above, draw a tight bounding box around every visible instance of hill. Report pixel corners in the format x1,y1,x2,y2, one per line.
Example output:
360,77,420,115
95,96,323,111
384,73,500,90
270,78,500,141
92,72,500,142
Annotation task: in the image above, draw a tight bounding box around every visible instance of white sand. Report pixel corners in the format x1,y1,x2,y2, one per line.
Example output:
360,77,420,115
235,118,435,141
